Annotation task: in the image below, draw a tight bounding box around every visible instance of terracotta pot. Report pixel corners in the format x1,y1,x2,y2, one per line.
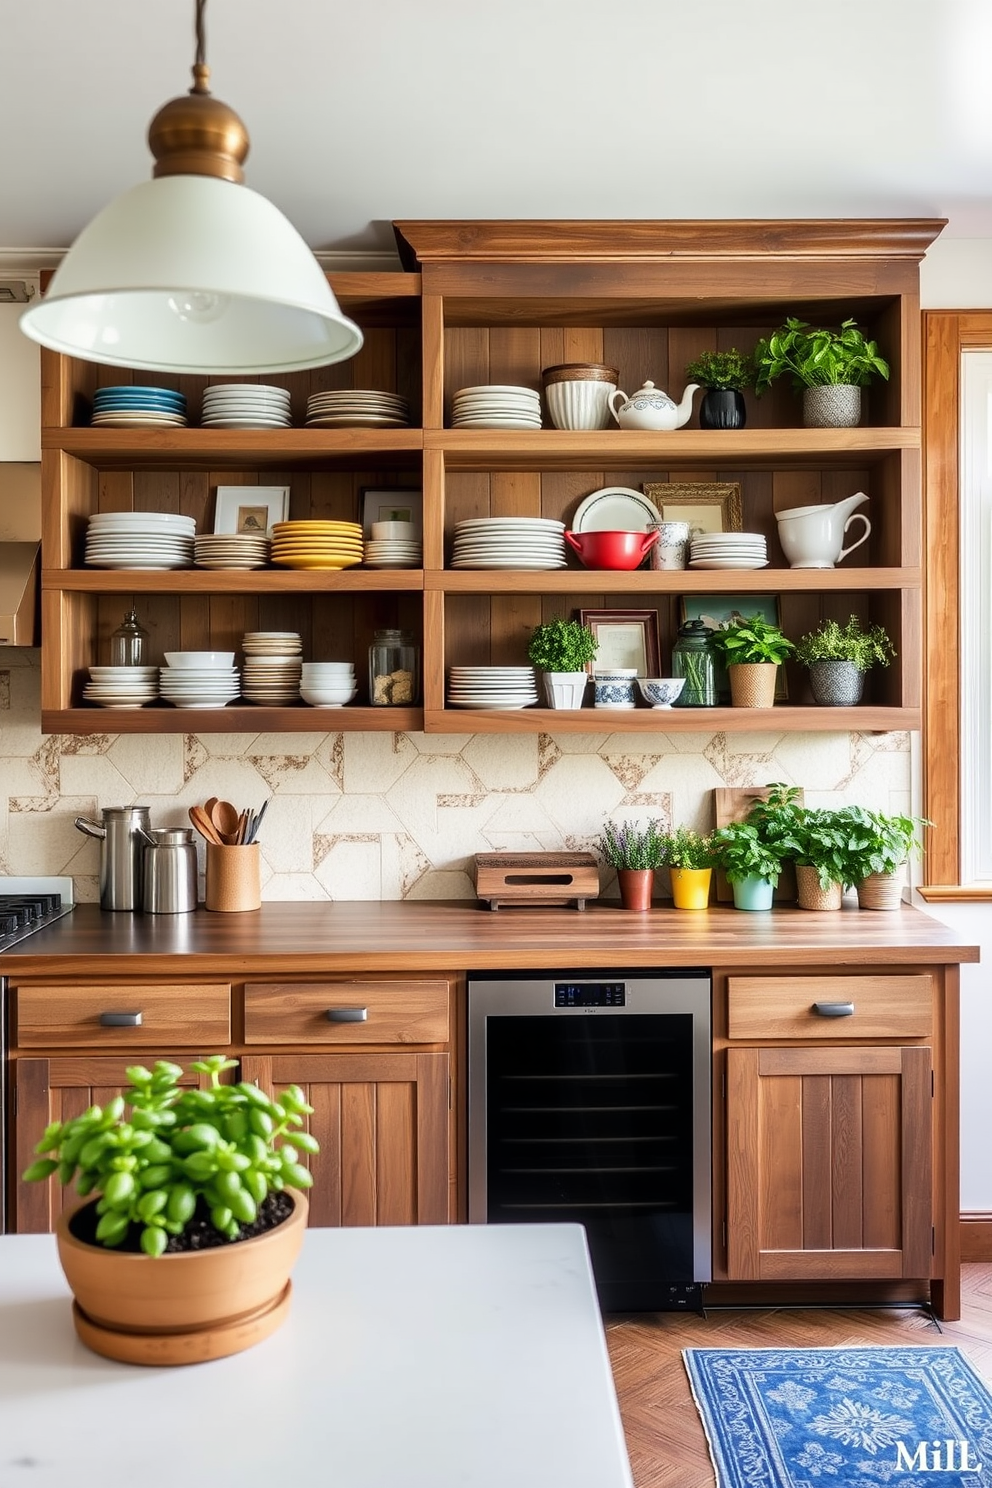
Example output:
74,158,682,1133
56,1187,308,1365
728,662,778,708
857,867,907,910
617,868,654,911
669,866,712,910
795,863,843,911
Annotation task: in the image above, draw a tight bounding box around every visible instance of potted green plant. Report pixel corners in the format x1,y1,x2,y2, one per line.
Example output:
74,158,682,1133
753,316,889,428
794,615,895,706
527,618,599,709
658,826,716,909
683,348,755,430
709,614,795,708
710,818,786,911
599,818,664,910
772,805,863,910
23,1055,318,1365
840,805,931,909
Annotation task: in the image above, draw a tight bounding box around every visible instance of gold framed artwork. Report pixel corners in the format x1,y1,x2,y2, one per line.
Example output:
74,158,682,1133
680,593,788,700
643,482,743,536
578,608,661,677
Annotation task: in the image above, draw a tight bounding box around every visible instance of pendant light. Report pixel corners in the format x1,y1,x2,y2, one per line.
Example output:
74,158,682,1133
19,0,362,374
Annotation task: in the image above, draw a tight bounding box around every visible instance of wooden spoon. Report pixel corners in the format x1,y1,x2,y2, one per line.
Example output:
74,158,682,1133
210,799,241,845
188,804,224,846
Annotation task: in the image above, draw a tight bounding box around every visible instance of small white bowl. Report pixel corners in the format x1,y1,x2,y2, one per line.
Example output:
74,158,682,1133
163,651,235,669
637,677,686,709
301,686,357,708
372,520,414,540
302,662,356,675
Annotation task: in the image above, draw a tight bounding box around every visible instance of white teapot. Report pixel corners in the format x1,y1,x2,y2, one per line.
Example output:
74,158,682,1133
609,380,700,432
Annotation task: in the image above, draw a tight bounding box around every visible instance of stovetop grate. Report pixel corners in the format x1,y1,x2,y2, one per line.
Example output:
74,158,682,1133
0,876,74,951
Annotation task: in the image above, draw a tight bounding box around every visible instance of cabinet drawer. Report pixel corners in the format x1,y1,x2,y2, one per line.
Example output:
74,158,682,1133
14,983,232,1049
244,981,450,1045
727,975,933,1041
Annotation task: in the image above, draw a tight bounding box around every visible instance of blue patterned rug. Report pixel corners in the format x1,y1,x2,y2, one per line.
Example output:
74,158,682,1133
684,1347,992,1487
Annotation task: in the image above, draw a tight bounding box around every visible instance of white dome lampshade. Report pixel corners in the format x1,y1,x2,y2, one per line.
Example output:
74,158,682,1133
19,0,362,375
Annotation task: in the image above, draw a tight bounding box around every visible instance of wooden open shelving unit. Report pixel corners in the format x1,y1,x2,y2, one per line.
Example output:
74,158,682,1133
39,220,942,735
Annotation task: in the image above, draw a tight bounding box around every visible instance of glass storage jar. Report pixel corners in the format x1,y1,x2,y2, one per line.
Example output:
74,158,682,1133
109,608,149,667
369,628,420,706
671,619,717,707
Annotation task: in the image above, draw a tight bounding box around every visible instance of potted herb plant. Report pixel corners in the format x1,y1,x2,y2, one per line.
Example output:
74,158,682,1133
753,316,889,428
709,613,795,708
23,1055,318,1365
794,615,895,706
772,805,862,911
527,617,599,709
709,818,786,911
659,826,715,909
599,818,664,910
841,804,931,909
683,348,755,430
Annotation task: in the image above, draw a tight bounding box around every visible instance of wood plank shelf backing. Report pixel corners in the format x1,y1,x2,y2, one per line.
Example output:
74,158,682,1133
39,221,941,734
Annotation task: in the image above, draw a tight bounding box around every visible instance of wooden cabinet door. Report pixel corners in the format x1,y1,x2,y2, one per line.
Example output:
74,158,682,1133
241,1051,450,1228
726,1045,933,1282
12,1055,212,1234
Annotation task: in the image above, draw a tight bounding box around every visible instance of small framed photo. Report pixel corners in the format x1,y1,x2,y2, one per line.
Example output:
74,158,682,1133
680,593,787,700
578,608,661,677
361,487,423,541
643,481,743,536
213,485,289,537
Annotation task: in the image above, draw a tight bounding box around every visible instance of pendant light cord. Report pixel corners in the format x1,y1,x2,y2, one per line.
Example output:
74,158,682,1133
191,0,210,94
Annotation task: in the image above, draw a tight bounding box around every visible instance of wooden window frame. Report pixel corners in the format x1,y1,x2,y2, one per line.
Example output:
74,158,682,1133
921,311,992,899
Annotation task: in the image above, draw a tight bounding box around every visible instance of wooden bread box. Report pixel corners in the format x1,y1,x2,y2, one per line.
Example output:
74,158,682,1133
474,852,600,910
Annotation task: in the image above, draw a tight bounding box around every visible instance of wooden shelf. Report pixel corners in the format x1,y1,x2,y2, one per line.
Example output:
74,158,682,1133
428,568,919,595
45,568,425,594
42,427,424,470
43,705,424,735
424,705,921,735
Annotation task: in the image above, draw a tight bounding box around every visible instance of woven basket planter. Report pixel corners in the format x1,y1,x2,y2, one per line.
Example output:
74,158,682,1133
856,868,907,910
728,663,778,708
795,863,843,911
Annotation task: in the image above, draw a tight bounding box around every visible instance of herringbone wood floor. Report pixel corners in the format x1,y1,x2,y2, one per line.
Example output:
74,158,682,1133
605,1265,992,1487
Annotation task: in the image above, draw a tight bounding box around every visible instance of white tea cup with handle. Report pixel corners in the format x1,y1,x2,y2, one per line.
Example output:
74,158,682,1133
775,491,871,569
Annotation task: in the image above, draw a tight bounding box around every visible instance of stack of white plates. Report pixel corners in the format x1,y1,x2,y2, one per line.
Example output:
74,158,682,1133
451,385,542,429
91,386,188,428
364,537,422,568
305,390,410,428
193,533,270,570
159,659,240,710
84,511,195,569
450,517,567,570
688,532,768,570
242,631,303,705
200,384,292,429
83,666,159,709
446,666,540,709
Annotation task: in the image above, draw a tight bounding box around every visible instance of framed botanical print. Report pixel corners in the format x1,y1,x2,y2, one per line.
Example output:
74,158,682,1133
578,608,661,677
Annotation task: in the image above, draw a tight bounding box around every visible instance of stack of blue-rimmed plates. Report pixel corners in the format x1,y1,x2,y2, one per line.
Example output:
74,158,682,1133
91,386,187,428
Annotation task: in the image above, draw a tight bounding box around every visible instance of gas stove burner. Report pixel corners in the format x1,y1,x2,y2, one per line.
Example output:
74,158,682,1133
0,877,74,951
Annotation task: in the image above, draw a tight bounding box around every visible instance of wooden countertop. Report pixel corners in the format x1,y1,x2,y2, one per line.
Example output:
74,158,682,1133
0,900,979,977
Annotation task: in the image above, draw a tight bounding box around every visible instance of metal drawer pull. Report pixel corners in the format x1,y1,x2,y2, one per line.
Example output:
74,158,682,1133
326,1007,368,1023
812,1001,855,1018
99,1011,143,1027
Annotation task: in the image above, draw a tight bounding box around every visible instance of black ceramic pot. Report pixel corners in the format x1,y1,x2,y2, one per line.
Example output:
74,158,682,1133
699,388,746,429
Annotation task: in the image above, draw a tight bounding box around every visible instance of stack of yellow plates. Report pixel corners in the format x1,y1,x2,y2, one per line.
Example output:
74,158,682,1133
270,520,364,570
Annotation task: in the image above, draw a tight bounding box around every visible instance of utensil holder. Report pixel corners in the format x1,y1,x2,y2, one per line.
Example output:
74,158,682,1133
205,843,261,912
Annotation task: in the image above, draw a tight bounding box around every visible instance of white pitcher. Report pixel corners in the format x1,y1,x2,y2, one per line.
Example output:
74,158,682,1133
775,491,871,569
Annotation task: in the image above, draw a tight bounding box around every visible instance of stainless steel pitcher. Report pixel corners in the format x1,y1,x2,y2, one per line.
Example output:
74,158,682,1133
74,805,152,911
142,827,198,914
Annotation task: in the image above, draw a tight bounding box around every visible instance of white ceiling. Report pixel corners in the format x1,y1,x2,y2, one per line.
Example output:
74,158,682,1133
2,0,992,265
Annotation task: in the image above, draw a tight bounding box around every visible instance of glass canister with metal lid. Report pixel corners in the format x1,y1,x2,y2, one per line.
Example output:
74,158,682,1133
369,628,420,706
671,618,717,707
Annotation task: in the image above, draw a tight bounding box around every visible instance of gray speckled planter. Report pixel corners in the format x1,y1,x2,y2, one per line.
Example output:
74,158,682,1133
803,384,862,428
809,659,864,706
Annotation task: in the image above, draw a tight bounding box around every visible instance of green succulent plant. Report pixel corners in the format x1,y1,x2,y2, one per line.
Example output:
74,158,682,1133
794,615,895,673
23,1055,318,1257
753,317,889,394
527,618,599,673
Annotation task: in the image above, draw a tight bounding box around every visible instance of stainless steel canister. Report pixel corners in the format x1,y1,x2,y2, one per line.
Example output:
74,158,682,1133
73,805,152,911
142,827,198,914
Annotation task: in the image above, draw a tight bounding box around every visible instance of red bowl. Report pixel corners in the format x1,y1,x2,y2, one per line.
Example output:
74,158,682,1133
564,529,659,570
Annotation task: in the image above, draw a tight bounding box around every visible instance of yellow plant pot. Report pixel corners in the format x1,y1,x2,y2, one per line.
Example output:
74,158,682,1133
670,866,712,910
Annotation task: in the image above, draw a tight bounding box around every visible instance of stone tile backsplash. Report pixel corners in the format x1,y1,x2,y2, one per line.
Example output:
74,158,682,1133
0,652,911,902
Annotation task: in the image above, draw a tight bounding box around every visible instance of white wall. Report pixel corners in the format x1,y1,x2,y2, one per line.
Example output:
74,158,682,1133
921,238,992,307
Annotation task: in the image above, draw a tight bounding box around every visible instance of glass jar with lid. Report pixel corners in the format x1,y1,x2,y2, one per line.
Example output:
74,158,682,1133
369,628,420,706
671,619,717,707
109,608,149,667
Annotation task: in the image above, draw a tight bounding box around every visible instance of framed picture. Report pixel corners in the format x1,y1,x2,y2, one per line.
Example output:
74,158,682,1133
361,488,423,541
578,608,661,677
643,481,743,536
680,593,788,700
213,485,289,537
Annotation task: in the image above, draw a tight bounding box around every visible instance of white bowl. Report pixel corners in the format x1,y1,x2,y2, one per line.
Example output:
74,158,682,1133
302,662,356,676
637,678,686,709
163,651,235,669
301,686,357,708
371,520,415,540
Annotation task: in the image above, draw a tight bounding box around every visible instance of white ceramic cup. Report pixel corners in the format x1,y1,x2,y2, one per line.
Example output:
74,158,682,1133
649,520,691,571
544,379,616,431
